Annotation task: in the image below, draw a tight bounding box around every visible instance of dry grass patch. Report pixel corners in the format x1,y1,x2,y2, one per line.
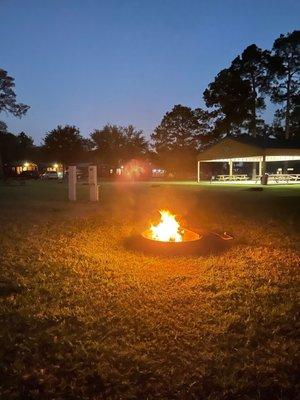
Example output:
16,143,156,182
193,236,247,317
0,181,299,399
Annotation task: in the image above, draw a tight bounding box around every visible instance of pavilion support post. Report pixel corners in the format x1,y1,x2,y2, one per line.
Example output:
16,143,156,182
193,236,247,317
252,162,257,180
259,160,262,177
261,156,266,175
197,161,201,183
229,160,233,177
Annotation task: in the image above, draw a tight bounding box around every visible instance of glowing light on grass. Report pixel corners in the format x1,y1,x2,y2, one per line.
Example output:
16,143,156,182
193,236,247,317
150,210,183,242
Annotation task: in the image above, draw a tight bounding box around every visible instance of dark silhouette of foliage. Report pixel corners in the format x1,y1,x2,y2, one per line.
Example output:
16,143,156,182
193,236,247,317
204,68,252,137
269,31,300,139
0,69,29,176
43,125,91,165
122,125,149,159
152,105,201,151
0,69,30,117
91,125,125,167
202,32,300,142
151,105,207,175
0,121,8,133
0,131,18,165
231,44,271,137
0,131,34,164
91,124,148,167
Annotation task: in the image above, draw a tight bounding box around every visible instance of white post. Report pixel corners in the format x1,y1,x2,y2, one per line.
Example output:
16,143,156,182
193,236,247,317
229,160,233,177
259,160,262,177
68,166,77,201
252,162,257,180
262,155,266,175
197,161,201,182
88,165,99,201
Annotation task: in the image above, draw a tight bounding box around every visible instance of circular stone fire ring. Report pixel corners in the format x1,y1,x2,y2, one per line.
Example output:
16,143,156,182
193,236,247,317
126,228,233,256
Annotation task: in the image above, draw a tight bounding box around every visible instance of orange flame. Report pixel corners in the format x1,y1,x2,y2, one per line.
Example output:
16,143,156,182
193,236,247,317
150,210,183,242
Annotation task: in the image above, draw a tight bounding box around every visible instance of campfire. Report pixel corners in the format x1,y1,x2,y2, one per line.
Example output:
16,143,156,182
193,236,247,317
149,210,183,242
126,209,233,255
143,210,200,243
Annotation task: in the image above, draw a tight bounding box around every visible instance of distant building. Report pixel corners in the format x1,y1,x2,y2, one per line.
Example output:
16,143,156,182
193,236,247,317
9,160,38,175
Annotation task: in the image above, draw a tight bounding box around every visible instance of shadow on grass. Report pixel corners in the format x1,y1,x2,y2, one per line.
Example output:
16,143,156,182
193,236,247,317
0,280,24,297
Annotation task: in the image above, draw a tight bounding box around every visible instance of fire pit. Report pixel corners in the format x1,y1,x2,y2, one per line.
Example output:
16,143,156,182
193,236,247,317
126,210,233,256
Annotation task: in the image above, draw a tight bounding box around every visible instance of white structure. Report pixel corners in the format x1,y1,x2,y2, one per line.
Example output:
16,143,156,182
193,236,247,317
68,166,77,201
88,165,99,201
197,136,300,183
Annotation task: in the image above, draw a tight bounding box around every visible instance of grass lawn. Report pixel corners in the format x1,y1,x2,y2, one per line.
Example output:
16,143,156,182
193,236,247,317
0,180,299,399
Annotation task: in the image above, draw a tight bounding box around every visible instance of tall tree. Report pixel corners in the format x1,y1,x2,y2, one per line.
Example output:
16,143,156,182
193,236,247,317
194,108,218,144
269,31,300,139
121,125,149,159
91,125,126,167
151,105,203,174
0,69,30,117
289,94,300,138
91,124,148,167
43,125,91,165
14,131,34,161
0,131,18,164
0,69,29,176
203,67,252,137
0,121,8,133
231,44,271,137
152,105,202,151
17,131,34,150
0,130,34,164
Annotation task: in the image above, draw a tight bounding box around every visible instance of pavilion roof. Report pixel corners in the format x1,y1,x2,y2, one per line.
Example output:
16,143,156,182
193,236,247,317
198,136,300,161
227,135,300,149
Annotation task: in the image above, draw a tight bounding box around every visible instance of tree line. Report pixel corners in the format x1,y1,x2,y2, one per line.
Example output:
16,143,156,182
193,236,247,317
0,122,150,170
151,30,300,173
1,30,299,176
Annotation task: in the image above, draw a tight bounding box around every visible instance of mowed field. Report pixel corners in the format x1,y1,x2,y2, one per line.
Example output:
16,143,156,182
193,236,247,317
0,180,299,400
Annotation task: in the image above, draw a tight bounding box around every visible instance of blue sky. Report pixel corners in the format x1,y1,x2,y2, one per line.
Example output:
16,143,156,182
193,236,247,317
1,0,299,144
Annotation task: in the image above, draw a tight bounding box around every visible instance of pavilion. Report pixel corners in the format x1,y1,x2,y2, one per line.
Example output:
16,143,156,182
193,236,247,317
197,136,300,182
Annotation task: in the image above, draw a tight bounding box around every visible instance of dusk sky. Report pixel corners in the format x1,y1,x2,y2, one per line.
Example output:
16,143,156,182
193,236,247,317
1,0,300,144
